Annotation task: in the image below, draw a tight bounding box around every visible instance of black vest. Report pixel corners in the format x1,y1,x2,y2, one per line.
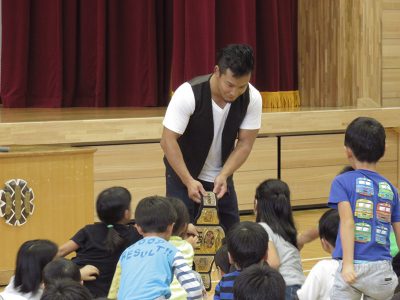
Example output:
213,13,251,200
165,74,250,182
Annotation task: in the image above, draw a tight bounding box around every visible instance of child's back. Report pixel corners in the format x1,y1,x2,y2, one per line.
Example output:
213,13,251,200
297,209,340,300
119,236,187,299
330,169,398,261
116,196,203,300
255,179,305,299
58,187,141,297
69,222,141,295
258,222,304,286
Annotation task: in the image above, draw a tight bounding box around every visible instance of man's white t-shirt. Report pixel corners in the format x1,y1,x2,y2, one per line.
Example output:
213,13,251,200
163,81,262,182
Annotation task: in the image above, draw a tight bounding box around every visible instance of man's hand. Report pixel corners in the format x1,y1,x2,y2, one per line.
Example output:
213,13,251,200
186,179,206,203
213,174,228,199
341,263,356,284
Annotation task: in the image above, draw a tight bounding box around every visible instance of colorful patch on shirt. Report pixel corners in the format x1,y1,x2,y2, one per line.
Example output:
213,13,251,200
356,178,374,197
355,222,371,243
376,202,392,223
375,225,389,245
355,199,373,219
378,182,394,201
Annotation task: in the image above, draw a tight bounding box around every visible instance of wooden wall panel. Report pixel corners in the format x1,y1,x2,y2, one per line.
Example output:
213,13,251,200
93,137,277,215
298,0,340,106
299,0,382,107
237,137,277,172
94,177,166,220
281,130,398,168
383,10,400,39
235,170,278,211
382,1,400,107
282,161,397,206
281,130,398,206
94,143,164,180
383,99,400,107
94,170,279,215
383,69,400,98
383,0,400,10
383,39,400,68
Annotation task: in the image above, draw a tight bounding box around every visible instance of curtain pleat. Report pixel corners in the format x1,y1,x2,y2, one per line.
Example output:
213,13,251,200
0,0,298,108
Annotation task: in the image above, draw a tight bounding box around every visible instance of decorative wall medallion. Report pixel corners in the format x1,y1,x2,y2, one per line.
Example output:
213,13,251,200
0,179,35,226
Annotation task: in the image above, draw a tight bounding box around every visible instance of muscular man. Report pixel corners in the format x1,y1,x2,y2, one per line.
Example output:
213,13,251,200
160,44,262,231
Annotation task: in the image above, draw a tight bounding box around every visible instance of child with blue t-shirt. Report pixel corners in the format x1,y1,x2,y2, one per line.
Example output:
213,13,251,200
109,195,203,300
328,117,400,300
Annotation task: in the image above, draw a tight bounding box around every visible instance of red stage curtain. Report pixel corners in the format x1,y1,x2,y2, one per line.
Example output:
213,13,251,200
1,0,298,108
170,0,299,107
255,0,299,107
170,0,215,90
1,0,170,107
106,0,171,107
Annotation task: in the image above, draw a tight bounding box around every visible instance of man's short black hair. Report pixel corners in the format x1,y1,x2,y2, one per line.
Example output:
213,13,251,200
318,209,339,247
226,221,269,269
216,44,254,77
233,263,285,300
41,279,92,300
135,196,177,233
344,117,385,163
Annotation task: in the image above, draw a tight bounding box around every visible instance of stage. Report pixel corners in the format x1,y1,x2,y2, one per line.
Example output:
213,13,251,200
0,106,400,145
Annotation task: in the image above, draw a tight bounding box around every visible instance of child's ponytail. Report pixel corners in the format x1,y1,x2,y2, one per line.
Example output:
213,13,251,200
105,224,125,253
255,179,298,248
96,187,132,253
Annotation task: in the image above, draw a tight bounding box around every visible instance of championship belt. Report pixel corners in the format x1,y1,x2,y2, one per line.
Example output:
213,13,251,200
193,192,225,291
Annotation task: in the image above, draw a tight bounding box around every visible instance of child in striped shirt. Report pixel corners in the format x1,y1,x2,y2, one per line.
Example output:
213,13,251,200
108,196,203,300
168,197,204,299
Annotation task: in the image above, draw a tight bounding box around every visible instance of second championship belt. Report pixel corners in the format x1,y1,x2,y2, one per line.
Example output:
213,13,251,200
193,192,225,291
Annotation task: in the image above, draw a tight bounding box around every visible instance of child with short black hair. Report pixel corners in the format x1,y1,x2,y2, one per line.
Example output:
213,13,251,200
329,117,400,299
40,279,92,300
43,258,82,286
110,195,203,300
214,221,269,300
214,240,231,277
297,209,340,299
233,264,285,300
58,186,141,298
